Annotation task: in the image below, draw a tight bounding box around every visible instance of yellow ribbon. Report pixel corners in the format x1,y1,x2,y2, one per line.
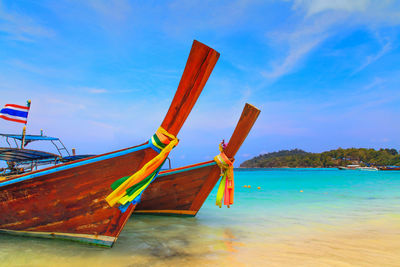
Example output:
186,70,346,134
106,126,178,207
214,144,234,208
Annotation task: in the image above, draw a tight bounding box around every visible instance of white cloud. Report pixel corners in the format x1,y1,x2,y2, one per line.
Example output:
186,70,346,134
8,59,64,76
293,0,400,25
262,35,325,79
164,0,262,37
74,86,137,94
84,0,132,23
263,0,400,80
88,88,108,94
0,1,54,42
294,0,369,16
353,37,392,73
263,14,339,79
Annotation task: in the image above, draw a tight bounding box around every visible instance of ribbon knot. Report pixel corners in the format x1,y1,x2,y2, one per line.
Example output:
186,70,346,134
106,126,178,209
214,141,234,208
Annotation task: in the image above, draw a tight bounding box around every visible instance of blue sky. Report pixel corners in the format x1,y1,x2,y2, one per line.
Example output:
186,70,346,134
1,0,400,167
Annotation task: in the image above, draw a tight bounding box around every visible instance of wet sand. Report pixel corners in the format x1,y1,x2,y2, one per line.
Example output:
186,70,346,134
0,214,399,267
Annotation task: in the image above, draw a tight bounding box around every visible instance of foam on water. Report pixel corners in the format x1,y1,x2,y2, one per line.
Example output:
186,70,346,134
1,169,400,266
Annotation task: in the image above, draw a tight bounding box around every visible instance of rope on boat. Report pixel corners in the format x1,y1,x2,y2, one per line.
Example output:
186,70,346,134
214,141,234,208
106,127,178,210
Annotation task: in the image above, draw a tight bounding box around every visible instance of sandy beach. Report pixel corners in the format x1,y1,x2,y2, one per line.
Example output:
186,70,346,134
1,213,399,266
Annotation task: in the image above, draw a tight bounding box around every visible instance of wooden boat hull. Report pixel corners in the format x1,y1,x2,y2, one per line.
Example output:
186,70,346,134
378,166,400,171
135,161,219,216
0,144,155,246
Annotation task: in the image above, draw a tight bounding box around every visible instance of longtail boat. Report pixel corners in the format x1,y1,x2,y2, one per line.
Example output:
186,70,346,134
134,103,260,216
378,166,400,171
0,40,220,247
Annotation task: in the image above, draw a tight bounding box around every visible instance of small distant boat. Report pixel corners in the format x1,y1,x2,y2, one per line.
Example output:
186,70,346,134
0,40,220,247
135,103,260,216
356,166,378,171
378,166,400,171
338,165,360,170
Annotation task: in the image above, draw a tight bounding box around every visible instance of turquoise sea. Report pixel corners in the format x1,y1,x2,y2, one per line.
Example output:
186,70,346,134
1,168,400,266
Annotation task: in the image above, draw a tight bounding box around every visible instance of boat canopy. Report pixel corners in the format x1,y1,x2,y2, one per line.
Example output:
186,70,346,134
0,133,59,142
0,133,71,158
0,147,60,163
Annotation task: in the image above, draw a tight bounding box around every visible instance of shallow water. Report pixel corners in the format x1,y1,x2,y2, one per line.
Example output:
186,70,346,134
1,169,400,266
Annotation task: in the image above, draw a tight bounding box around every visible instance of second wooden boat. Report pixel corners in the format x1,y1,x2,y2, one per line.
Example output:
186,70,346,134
134,103,260,216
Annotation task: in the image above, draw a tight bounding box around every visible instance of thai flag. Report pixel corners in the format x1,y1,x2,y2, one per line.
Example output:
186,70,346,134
0,104,30,124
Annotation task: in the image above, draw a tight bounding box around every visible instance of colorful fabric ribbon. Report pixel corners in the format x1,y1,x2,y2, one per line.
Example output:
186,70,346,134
214,142,234,208
106,126,178,209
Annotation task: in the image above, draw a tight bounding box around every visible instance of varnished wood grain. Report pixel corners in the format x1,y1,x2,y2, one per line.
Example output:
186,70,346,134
0,148,157,234
224,103,261,158
161,40,220,136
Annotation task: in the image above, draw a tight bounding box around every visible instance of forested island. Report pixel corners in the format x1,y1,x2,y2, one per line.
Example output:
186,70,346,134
240,148,400,168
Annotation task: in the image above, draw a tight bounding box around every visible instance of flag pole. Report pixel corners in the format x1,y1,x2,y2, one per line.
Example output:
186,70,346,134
21,100,31,149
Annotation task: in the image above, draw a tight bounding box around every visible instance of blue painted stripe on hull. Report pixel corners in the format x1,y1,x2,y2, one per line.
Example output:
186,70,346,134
0,143,151,188
158,162,217,177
